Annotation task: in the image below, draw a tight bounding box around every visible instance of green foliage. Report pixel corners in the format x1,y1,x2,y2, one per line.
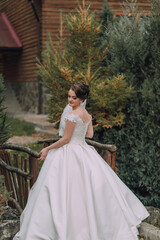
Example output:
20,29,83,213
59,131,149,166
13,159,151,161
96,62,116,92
98,0,160,207
0,74,10,145
89,75,133,127
6,116,36,137
37,2,133,128
104,3,149,87
98,0,114,43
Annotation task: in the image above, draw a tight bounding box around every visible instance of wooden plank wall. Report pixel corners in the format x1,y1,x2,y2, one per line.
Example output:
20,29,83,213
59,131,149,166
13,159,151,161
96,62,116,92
0,0,41,83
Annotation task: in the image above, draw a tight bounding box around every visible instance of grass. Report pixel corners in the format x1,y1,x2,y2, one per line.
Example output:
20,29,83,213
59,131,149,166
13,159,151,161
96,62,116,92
6,116,36,137
5,115,46,155
4,115,45,169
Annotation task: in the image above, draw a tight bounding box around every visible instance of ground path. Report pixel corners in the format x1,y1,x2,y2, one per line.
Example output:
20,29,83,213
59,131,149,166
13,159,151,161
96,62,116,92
6,113,58,145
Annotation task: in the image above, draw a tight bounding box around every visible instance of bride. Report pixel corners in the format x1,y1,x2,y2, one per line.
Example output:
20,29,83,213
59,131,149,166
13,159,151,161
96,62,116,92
13,82,149,240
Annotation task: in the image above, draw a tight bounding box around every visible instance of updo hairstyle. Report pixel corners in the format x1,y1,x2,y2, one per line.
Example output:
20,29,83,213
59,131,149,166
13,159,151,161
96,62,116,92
70,82,89,101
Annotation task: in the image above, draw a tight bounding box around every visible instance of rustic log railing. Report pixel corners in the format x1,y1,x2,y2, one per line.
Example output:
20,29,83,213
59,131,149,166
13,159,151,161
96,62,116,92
0,139,117,213
0,143,39,214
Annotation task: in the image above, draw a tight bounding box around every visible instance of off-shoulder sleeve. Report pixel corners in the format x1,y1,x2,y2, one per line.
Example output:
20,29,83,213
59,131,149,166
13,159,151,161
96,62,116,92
65,113,77,123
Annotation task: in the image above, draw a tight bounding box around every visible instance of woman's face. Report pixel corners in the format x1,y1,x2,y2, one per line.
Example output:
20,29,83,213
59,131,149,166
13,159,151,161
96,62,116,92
68,89,82,109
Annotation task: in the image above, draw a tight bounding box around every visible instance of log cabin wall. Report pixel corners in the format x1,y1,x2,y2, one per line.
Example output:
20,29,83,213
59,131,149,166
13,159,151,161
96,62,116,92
0,0,41,113
0,0,41,83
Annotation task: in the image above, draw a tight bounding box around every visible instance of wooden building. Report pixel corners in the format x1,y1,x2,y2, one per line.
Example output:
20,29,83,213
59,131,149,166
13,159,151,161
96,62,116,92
0,0,151,113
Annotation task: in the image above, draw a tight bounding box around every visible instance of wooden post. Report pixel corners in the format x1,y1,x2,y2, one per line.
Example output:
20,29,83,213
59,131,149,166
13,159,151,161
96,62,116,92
44,142,49,148
105,151,111,166
111,152,116,172
29,156,38,187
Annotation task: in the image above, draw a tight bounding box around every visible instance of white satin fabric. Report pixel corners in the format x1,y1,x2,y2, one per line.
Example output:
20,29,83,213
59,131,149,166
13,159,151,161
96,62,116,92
13,113,149,240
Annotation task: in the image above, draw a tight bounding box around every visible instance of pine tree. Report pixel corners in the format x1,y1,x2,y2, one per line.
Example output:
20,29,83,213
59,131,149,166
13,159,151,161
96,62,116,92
99,0,160,207
38,1,133,128
98,0,114,43
0,74,9,145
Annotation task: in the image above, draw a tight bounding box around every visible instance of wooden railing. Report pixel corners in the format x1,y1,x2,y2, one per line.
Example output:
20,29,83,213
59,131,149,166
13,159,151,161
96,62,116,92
0,143,39,214
0,139,117,213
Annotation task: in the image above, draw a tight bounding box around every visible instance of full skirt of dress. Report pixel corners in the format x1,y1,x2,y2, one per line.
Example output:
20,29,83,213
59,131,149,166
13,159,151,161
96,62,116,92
13,142,149,240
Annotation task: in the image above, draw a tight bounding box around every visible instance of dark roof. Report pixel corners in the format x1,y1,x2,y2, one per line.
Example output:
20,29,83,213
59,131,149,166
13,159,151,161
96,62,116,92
0,12,22,51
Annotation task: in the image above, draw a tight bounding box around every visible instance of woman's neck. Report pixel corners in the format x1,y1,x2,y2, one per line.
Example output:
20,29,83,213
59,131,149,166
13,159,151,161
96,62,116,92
72,105,81,111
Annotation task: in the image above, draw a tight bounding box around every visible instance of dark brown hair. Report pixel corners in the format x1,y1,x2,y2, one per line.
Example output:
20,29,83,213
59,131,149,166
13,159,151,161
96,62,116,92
70,82,89,100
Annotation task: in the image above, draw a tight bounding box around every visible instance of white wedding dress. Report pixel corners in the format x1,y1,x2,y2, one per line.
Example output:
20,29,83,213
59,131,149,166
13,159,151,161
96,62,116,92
13,113,149,240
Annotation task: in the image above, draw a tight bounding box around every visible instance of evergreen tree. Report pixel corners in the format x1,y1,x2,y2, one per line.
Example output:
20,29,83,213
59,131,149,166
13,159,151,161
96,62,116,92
99,0,160,206
38,1,133,128
0,74,9,145
98,0,114,44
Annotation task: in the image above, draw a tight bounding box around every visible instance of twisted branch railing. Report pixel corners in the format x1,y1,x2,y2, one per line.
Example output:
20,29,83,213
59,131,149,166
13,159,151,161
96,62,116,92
0,139,117,213
0,143,39,213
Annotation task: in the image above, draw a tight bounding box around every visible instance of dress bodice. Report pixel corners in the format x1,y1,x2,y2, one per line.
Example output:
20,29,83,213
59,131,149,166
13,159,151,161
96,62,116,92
61,113,91,144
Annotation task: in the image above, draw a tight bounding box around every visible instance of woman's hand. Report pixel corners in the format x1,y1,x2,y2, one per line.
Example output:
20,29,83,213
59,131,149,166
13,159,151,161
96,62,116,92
39,147,49,161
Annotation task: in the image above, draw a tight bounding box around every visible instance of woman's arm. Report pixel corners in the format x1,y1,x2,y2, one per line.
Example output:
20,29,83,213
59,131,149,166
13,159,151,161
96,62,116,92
39,120,75,161
85,121,94,138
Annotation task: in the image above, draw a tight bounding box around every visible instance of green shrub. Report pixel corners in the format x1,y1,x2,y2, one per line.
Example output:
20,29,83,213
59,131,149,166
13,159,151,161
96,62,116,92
98,0,160,207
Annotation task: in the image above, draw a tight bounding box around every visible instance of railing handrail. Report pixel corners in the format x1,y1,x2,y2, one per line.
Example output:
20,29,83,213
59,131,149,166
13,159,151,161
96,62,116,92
38,138,117,153
0,158,32,178
0,143,39,158
86,139,117,152
1,140,117,156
